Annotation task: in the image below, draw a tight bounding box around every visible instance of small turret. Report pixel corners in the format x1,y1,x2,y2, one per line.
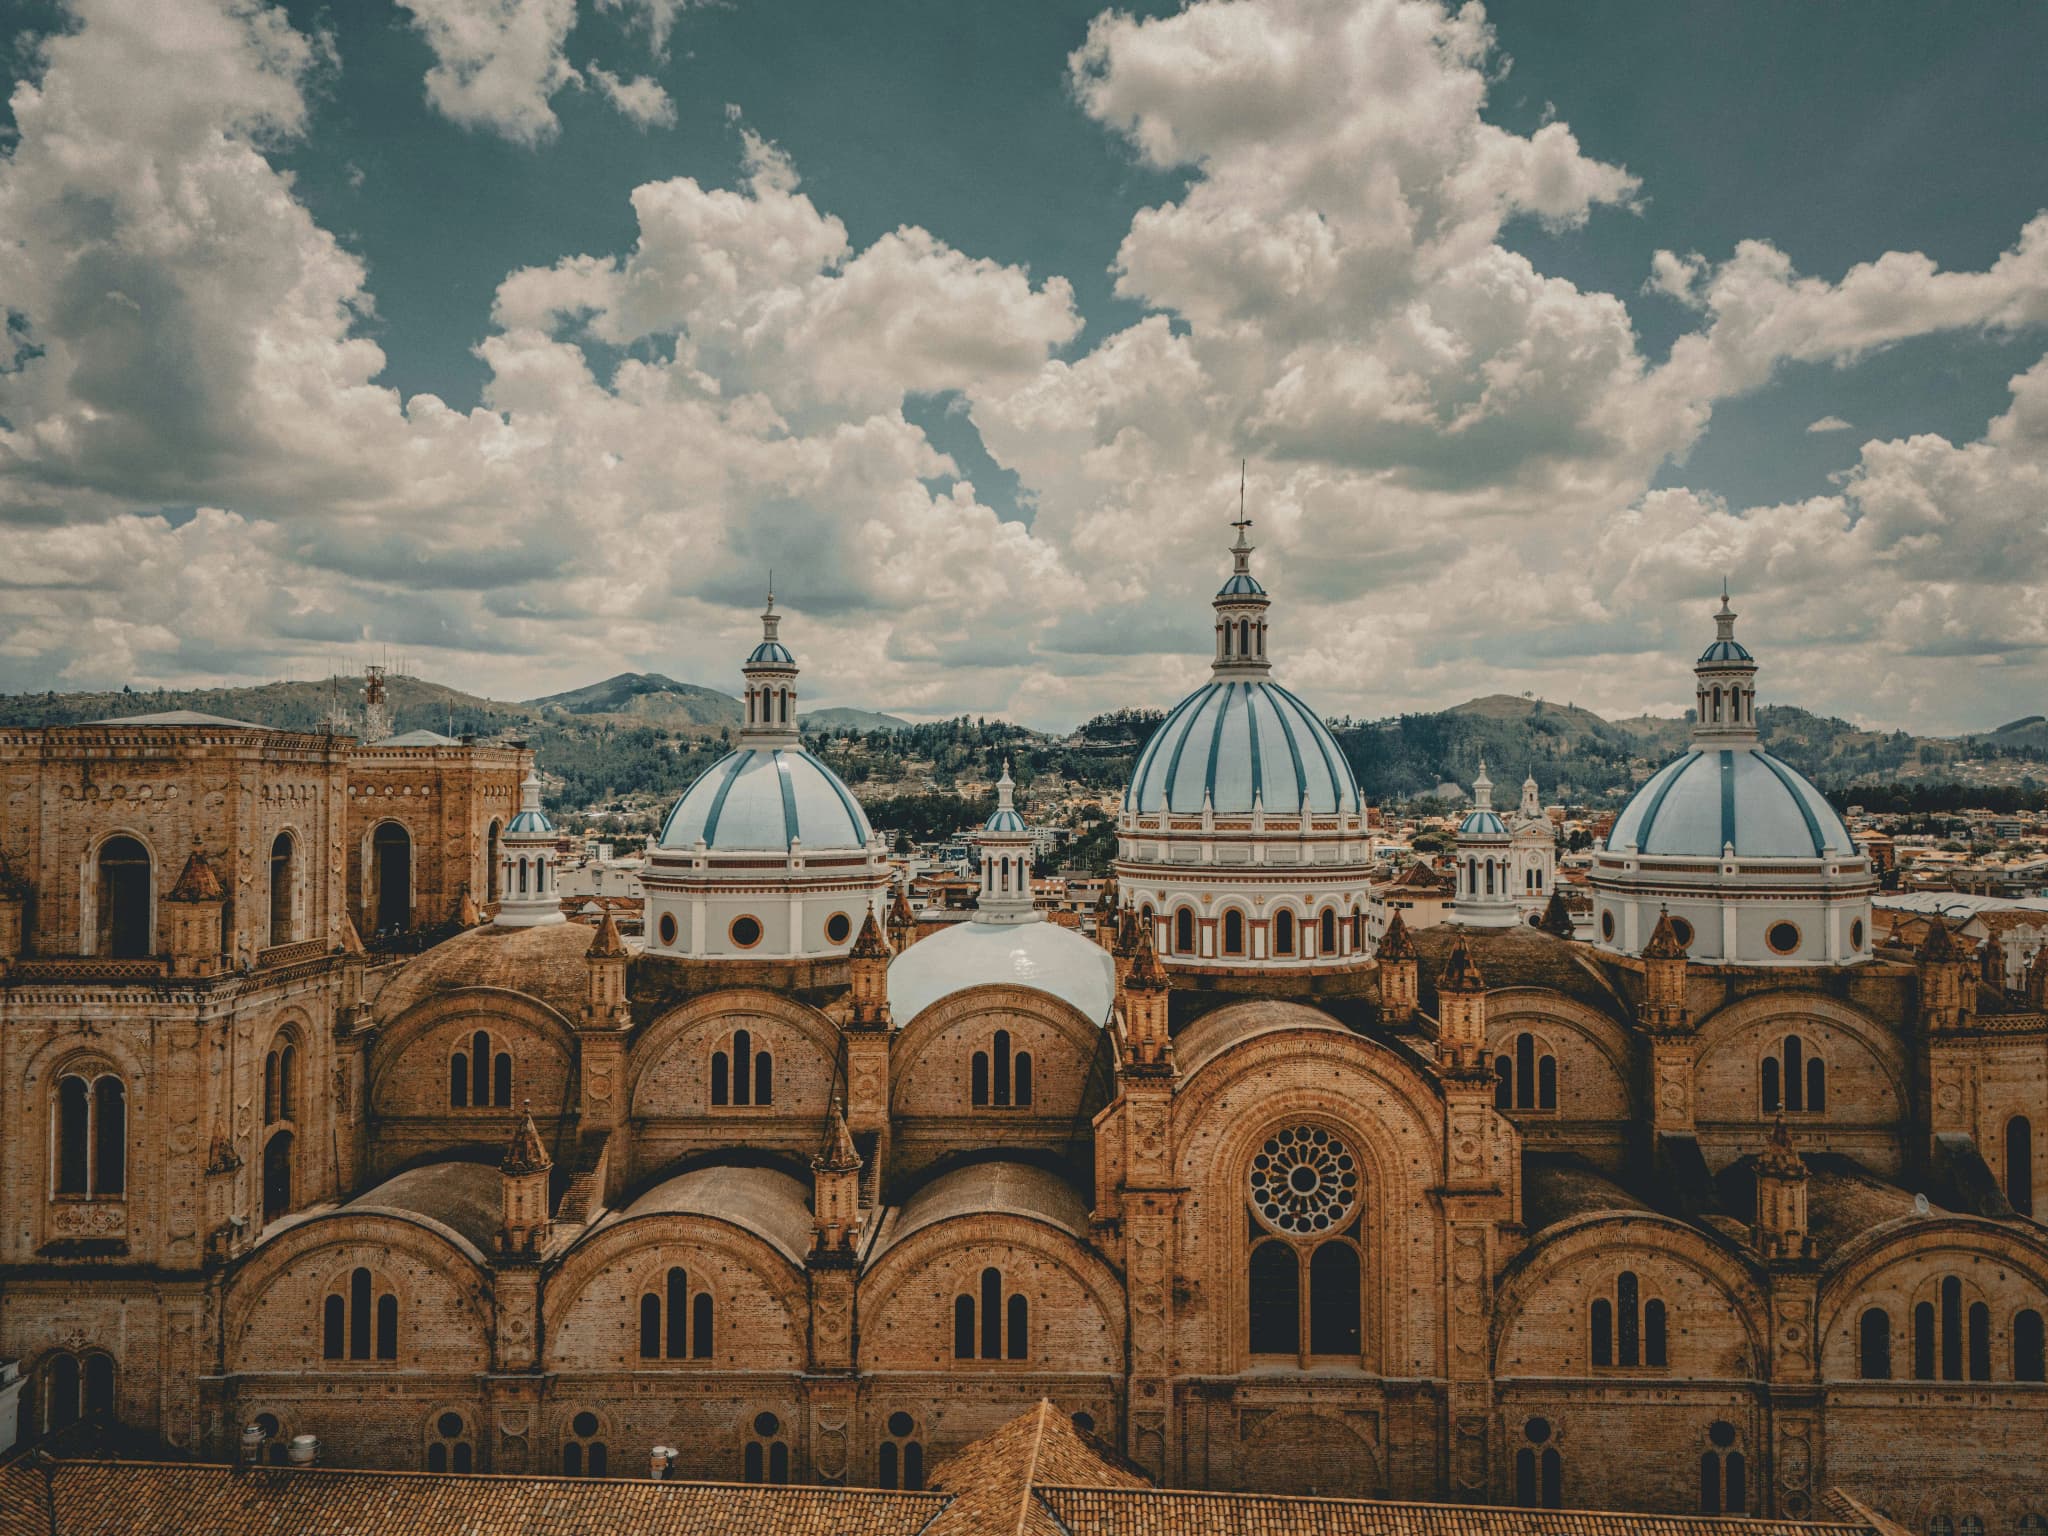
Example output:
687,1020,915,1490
1435,934,1487,1067
887,885,917,953
1376,911,1419,1021
810,1100,864,1259
1121,922,1171,1068
498,1111,552,1256
496,767,565,929
1917,918,1974,1032
1537,889,1576,938
1094,881,1119,953
583,908,630,1027
847,910,892,1028
165,841,226,977
1753,1118,1814,1261
972,760,1037,926
451,882,482,929
1639,906,1691,1034
740,588,801,747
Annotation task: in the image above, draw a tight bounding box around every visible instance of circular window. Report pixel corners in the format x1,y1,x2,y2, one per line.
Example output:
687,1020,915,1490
438,1412,464,1438
1600,910,1616,942
753,1411,780,1438
1669,916,1695,949
1850,918,1865,950
1708,1420,1737,1449
1248,1126,1358,1235
887,1411,914,1438
657,912,678,947
730,915,764,949
1767,920,1801,955
1071,1411,1095,1435
1524,1417,1552,1445
572,1411,599,1438
254,1413,281,1439
826,912,852,945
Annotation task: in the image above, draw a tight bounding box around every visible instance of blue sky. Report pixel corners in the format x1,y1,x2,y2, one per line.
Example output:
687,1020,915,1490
2,0,2045,731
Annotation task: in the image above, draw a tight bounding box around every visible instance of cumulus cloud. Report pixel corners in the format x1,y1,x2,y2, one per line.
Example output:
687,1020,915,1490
395,0,581,145
588,64,675,128
595,0,697,59
1806,416,1853,433
1,0,2045,734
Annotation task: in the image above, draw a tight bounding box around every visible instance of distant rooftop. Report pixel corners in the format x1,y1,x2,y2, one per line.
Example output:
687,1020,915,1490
84,710,272,729
371,728,460,747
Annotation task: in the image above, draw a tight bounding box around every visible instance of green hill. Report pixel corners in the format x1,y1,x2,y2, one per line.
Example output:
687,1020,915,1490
526,672,740,732
803,706,913,732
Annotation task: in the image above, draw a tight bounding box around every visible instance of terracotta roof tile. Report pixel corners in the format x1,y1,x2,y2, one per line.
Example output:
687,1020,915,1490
165,845,224,903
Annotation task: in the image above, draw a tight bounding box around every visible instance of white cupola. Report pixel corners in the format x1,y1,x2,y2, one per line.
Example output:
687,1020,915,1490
741,588,800,745
496,767,565,928
1452,757,1518,928
973,760,1038,926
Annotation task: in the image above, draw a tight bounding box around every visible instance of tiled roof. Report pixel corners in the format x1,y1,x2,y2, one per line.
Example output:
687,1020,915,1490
923,1398,1149,1536
1034,1487,1883,1536
0,1461,945,1536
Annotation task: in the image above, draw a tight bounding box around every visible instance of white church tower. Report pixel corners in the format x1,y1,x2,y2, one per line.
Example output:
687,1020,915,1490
1452,757,1519,928
495,768,565,928
974,762,1038,926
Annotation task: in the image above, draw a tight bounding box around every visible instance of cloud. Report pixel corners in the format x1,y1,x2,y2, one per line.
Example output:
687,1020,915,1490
588,64,675,128
595,0,697,59
1806,415,1853,433
394,0,582,145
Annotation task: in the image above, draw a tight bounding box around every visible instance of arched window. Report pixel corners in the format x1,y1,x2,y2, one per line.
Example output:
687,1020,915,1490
562,1411,607,1476
743,1411,788,1483
450,1031,513,1108
1174,907,1195,955
486,821,502,903
322,1267,397,1362
371,821,412,934
878,1410,924,1489
973,1031,1032,1108
1968,1301,1991,1381
1514,1419,1561,1508
954,1268,1028,1360
1942,1276,1965,1381
1914,1299,1937,1379
711,1029,771,1108
95,836,154,958
1247,1240,1300,1356
426,1410,472,1472
2008,1115,2034,1216
1307,1242,1361,1355
1495,1032,1559,1111
1591,1271,1664,1368
2015,1309,2046,1381
262,1129,294,1223
268,832,295,947
638,1266,713,1361
1319,908,1337,956
1699,1421,1745,1514
38,1349,115,1434
1761,1034,1824,1114
54,1070,125,1197
265,1038,297,1124
1274,909,1295,957
1222,908,1245,956
1860,1308,1892,1379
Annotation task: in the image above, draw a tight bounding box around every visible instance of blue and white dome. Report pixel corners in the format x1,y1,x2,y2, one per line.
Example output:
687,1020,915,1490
1458,808,1507,838
659,746,872,852
1606,746,1855,858
1217,570,1266,597
747,638,794,665
1125,679,1361,816
507,804,554,835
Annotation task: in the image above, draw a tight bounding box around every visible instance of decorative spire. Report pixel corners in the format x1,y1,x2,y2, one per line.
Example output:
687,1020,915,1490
452,883,482,928
1538,890,1576,938
1758,1115,1806,1180
850,908,891,959
1212,466,1273,678
167,841,224,903
1472,758,1493,811
1917,915,1961,961
1692,583,1759,744
1126,920,1169,991
995,758,1015,812
589,905,628,958
1643,904,1689,959
739,585,800,746
814,1099,862,1174
1377,910,1416,959
1439,934,1486,993
502,1110,551,1175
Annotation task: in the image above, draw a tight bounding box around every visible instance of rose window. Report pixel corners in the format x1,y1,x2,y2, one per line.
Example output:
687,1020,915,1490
1249,1126,1358,1235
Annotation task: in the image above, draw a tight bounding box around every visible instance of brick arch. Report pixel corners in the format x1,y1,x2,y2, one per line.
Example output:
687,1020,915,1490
890,984,1104,1119
1690,991,1907,1125
1817,1218,2048,1376
367,989,576,1117
627,988,842,1117
1484,988,1637,1122
222,1214,491,1373
856,1214,1125,1374
1493,1213,1766,1379
76,824,163,956
1170,1033,1446,1378
541,1212,810,1372
1235,1408,1385,1496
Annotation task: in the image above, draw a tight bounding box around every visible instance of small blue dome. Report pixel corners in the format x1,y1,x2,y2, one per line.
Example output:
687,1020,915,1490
660,746,872,852
983,807,1027,833
748,639,795,665
1698,638,1753,664
1607,747,1856,858
1217,571,1267,598
1458,809,1507,837
1125,679,1360,816
507,808,554,835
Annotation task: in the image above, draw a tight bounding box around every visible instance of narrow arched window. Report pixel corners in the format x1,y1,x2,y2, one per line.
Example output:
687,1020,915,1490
323,1295,345,1360
970,1052,989,1107
493,1052,512,1107
96,836,153,958
278,1044,296,1121
376,1293,398,1360
1591,1298,1613,1367
1248,1240,1300,1356
472,1032,490,1106
980,1268,1002,1360
711,1050,729,1106
1806,1055,1826,1113
2015,1309,2045,1381
953,1295,975,1359
55,1075,90,1196
1493,1055,1512,1110
992,1030,1012,1108
269,832,294,947
1644,1298,1668,1367
1308,1242,1361,1356
1223,908,1244,955
1860,1307,1892,1379
1013,1052,1032,1106
732,1029,753,1107
667,1268,689,1360
1537,1054,1557,1110
82,1353,114,1420
1516,1032,1536,1110
1784,1035,1806,1112
1515,1447,1536,1507
1006,1293,1028,1360
450,1053,468,1108
264,1051,279,1124
1617,1271,1641,1366
1319,908,1336,955
1942,1276,1964,1381
639,1294,661,1359
879,1441,898,1488
349,1267,372,1361
755,1052,772,1106
1174,907,1194,954
1968,1301,1991,1381
1761,1056,1781,1115
1274,909,1295,956
692,1292,713,1357
1914,1300,1936,1379
43,1354,81,1431
2009,1116,2034,1216
1540,1448,1561,1508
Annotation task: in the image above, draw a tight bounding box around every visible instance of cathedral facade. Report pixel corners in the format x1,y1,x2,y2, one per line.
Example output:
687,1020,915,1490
0,541,2044,1533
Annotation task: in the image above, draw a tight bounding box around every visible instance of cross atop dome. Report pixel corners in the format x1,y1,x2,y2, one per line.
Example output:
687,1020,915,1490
1212,466,1272,676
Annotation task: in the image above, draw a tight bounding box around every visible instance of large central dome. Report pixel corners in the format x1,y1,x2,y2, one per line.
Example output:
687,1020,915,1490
1125,678,1360,816
658,747,872,852
1606,745,1854,859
